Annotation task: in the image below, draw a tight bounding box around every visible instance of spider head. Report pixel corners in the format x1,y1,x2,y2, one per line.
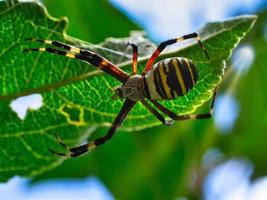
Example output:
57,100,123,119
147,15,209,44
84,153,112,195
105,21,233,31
112,75,145,101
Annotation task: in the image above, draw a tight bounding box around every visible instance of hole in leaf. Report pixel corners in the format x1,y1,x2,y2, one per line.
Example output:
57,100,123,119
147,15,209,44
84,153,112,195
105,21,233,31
10,94,43,120
59,104,85,126
62,106,80,122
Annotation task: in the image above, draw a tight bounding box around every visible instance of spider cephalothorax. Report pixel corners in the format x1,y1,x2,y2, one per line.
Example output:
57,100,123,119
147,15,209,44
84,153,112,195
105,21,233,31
24,32,216,157
114,75,145,101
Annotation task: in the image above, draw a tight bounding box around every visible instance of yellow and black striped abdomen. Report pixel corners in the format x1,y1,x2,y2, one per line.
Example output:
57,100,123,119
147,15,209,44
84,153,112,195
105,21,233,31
144,57,198,100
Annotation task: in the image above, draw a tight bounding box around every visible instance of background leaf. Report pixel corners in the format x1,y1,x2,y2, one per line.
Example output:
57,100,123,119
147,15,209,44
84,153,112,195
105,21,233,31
44,0,140,43
215,11,267,179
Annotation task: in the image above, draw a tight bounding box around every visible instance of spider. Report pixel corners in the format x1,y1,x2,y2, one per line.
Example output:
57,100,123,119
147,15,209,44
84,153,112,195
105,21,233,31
24,32,216,157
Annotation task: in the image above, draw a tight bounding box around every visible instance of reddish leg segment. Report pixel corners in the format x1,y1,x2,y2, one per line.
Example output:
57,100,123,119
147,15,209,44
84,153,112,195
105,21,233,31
128,42,138,75
142,32,209,75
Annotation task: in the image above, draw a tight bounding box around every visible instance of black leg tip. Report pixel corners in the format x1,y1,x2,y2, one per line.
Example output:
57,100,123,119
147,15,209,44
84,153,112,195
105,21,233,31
55,133,68,149
22,48,40,53
48,148,68,157
205,52,210,60
48,134,72,157
25,38,39,42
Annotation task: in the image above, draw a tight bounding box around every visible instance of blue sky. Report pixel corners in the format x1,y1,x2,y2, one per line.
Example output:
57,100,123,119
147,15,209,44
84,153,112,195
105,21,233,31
0,176,114,200
110,0,265,41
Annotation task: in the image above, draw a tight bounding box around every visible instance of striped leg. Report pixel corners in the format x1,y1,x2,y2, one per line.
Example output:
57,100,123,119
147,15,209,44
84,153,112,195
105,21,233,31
24,39,130,83
51,98,136,157
142,32,209,75
128,42,138,75
25,38,82,53
141,100,173,126
150,88,217,120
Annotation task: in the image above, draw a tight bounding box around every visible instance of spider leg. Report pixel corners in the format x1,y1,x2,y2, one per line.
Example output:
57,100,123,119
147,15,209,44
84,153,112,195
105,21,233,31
150,87,217,120
48,133,70,157
141,100,173,126
25,38,82,54
51,99,136,158
24,39,130,83
142,32,209,75
128,42,138,75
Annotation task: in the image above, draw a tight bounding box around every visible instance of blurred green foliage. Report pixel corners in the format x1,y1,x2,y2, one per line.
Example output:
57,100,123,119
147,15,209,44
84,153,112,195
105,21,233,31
30,1,263,200
216,11,267,178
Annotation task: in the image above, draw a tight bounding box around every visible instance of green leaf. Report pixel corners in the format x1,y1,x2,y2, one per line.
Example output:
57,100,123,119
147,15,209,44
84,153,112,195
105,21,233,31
0,0,256,182
44,0,141,43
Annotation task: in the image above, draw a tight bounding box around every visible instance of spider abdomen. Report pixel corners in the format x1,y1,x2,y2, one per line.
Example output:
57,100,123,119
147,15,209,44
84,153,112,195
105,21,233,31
144,57,198,100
